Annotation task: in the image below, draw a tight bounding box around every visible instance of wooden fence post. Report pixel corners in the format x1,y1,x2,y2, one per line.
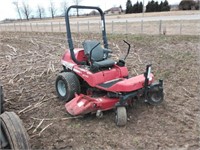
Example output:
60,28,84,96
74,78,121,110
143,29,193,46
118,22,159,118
126,20,128,34
59,22,61,32
25,23,27,32
44,23,46,32
77,21,79,34
180,20,182,35
30,23,32,31
51,22,53,32
14,23,16,31
19,23,22,31
87,21,90,33
99,21,100,32
159,20,162,35
141,20,143,34
112,21,114,34
36,23,39,31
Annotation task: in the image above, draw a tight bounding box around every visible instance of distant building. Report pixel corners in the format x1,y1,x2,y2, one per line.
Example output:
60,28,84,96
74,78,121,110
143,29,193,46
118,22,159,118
1,19,15,23
104,7,122,15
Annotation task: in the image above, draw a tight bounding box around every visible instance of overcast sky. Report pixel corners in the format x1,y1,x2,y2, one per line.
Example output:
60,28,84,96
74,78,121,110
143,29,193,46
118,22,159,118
0,0,181,21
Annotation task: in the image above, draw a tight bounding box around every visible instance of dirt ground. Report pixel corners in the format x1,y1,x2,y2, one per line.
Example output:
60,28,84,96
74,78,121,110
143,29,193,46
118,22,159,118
0,32,199,149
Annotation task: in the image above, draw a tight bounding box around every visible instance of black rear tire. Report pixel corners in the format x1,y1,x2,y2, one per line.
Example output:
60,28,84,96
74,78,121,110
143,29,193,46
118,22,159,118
0,85,4,114
147,86,164,105
55,72,80,102
0,111,30,149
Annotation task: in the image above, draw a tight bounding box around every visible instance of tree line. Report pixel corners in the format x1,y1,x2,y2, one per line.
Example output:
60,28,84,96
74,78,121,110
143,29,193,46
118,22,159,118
126,0,170,14
12,0,200,21
125,0,199,14
146,0,170,12
13,0,82,21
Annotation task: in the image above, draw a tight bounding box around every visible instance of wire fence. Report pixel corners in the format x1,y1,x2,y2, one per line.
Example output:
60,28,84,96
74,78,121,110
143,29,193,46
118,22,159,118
0,19,199,35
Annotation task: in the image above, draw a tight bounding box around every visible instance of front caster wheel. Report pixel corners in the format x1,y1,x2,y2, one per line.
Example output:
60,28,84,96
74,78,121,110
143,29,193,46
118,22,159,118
96,110,103,118
115,107,127,126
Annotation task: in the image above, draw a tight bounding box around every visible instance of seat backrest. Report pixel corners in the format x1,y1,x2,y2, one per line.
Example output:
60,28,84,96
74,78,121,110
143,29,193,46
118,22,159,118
82,40,105,62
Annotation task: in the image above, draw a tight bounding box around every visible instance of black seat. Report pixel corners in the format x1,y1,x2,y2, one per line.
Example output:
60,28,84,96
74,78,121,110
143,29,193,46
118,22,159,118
82,40,115,71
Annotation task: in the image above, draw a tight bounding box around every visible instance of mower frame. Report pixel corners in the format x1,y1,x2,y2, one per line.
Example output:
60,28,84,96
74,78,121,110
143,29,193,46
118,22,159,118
55,5,164,126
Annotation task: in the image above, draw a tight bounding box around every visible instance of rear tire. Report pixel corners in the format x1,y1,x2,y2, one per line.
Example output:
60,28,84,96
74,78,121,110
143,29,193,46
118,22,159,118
0,111,30,149
55,72,80,102
147,86,164,105
0,85,4,114
115,107,127,126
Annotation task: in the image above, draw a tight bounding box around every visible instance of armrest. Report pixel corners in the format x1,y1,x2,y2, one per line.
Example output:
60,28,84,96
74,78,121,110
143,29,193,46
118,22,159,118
103,48,112,53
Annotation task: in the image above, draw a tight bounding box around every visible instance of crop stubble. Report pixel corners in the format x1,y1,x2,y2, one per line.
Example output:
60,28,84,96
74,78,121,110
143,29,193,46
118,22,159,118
0,32,199,149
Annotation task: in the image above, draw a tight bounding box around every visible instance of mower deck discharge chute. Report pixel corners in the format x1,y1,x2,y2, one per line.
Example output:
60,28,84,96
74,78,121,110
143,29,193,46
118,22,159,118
55,5,164,126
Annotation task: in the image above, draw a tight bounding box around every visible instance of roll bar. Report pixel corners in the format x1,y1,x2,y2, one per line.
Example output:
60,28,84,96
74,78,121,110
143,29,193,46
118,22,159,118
65,5,108,65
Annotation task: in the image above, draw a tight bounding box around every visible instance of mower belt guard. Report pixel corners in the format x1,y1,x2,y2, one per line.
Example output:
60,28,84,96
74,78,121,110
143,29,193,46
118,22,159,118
65,94,119,116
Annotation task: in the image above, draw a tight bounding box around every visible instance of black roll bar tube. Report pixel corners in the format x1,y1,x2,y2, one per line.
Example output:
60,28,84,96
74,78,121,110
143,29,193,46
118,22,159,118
65,5,108,65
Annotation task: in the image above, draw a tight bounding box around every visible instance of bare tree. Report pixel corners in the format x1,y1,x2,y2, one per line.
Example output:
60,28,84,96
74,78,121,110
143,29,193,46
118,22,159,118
13,1,22,20
21,1,31,20
61,1,68,16
73,0,82,16
37,5,45,19
49,1,57,19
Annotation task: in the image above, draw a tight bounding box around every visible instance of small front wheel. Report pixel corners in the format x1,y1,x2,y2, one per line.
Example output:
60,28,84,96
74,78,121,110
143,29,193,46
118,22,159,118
115,106,127,126
96,110,103,118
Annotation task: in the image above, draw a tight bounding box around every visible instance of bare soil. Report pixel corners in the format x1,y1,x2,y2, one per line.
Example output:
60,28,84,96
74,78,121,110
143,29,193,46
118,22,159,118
0,32,199,149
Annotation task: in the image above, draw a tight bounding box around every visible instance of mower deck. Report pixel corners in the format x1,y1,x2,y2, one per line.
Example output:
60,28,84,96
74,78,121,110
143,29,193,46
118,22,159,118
65,94,119,116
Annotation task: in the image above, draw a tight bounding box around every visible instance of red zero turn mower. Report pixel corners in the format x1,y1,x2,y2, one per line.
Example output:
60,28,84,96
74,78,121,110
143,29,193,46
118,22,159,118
0,84,30,149
55,5,164,126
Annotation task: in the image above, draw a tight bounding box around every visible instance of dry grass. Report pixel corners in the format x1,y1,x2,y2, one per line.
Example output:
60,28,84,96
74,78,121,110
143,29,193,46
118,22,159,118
2,19,200,35
1,10,199,35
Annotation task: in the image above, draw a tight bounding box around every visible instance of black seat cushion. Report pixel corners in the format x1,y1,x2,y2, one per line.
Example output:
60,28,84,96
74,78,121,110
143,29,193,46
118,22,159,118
93,59,115,68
